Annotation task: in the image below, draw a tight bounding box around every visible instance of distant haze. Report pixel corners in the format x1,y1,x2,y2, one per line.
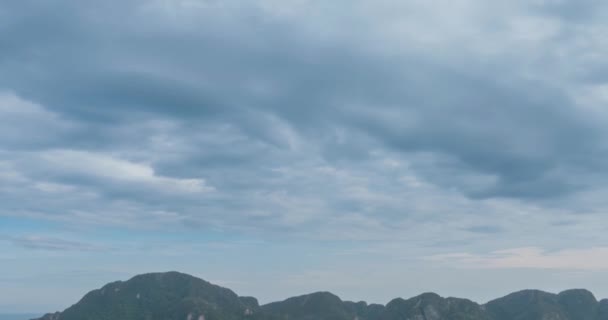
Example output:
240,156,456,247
0,315,41,320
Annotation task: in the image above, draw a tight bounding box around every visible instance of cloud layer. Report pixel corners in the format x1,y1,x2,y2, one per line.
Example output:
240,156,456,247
2,0,608,313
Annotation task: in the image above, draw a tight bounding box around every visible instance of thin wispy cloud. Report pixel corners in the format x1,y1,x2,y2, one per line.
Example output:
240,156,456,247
0,235,110,252
427,247,608,271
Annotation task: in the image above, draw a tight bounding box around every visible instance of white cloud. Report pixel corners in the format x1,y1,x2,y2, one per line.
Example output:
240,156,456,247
0,91,75,149
0,161,27,184
0,91,47,114
40,150,214,194
33,182,76,193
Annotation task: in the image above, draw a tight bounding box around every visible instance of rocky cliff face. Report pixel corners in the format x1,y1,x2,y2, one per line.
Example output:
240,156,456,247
33,272,608,320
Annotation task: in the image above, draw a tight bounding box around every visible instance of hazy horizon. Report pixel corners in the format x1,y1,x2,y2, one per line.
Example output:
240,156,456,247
0,314,42,320
3,0,608,314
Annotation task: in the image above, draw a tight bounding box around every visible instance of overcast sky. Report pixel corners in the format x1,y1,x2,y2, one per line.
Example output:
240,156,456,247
3,0,608,314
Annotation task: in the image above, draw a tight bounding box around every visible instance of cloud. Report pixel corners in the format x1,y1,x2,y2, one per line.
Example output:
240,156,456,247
464,225,504,234
0,235,109,252
0,91,76,150
4,0,607,200
4,0,608,312
39,150,214,194
0,0,607,244
427,247,608,270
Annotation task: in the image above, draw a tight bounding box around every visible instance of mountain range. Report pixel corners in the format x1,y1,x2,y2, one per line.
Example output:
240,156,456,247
33,271,608,320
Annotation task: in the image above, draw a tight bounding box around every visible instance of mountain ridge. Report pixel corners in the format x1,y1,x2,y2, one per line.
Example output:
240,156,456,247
34,271,607,320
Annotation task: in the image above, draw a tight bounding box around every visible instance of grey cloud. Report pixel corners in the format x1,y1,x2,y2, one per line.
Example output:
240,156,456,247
6,1,604,199
1,0,608,247
7,1,608,313
530,0,607,22
465,225,504,234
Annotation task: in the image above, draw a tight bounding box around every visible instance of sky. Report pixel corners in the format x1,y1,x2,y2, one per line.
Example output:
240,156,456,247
2,0,608,314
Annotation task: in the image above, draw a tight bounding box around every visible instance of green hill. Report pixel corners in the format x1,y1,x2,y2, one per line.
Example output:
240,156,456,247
36,272,258,320
485,289,603,320
261,291,383,320
33,272,608,320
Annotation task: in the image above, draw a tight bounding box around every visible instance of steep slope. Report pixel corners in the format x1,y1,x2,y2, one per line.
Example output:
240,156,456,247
557,289,598,320
597,299,608,320
485,289,602,320
36,271,259,320
485,290,566,320
381,292,491,320
261,291,383,320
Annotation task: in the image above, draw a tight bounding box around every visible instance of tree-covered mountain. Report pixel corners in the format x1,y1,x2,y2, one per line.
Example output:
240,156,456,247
380,292,491,320
35,272,259,320
485,289,604,320
261,291,384,320
33,271,608,320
